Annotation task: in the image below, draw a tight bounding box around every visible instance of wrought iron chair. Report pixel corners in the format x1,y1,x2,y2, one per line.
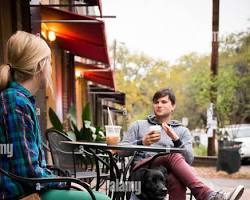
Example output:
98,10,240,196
45,129,110,191
0,166,102,200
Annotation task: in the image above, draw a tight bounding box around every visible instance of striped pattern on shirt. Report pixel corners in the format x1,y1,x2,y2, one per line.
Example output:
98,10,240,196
0,81,64,199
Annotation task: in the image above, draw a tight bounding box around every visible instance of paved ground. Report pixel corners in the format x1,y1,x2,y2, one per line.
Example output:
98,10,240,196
199,178,250,200
194,165,250,179
194,165,250,200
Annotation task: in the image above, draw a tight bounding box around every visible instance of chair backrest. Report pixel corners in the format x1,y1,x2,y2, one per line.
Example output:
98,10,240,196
46,129,96,176
45,129,84,176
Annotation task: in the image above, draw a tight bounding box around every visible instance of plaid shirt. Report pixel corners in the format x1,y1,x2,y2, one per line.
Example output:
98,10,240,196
0,82,64,199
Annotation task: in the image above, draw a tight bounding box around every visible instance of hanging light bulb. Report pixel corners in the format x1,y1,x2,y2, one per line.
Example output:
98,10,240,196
75,70,82,78
48,31,56,42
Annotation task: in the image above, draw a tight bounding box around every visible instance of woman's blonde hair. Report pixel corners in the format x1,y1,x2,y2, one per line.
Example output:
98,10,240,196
0,31,52,91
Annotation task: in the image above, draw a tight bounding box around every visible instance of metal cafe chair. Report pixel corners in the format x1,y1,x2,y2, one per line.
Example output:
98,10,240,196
45,129,110,191
0,166,98,200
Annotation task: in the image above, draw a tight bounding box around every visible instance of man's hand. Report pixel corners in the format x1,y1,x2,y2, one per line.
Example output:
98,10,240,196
143,131,161,146
162,122,179,141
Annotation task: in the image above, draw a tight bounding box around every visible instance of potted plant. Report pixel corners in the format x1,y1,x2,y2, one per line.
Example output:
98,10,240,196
49,103,105,142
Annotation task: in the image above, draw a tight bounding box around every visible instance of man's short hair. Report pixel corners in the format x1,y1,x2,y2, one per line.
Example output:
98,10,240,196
152,88,176,105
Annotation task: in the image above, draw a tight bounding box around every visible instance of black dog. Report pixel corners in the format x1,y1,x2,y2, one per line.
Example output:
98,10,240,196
130,166,168,200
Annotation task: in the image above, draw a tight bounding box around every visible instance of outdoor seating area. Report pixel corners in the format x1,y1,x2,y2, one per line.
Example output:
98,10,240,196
0,128,188,200
0,0,249,200
51,131,190,200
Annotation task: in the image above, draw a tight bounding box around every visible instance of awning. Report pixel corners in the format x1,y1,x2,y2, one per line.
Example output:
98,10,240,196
85,0,103,17
40,6,110,65
75,62,115,89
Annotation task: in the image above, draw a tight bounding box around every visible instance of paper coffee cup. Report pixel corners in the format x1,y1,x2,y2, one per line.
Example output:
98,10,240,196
149,125,161,134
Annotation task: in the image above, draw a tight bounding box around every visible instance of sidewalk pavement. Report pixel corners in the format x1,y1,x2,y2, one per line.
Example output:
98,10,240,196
200,177,250,200
193,165,250,200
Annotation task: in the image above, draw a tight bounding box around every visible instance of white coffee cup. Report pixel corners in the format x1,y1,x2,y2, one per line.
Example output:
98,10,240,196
149,125,161,134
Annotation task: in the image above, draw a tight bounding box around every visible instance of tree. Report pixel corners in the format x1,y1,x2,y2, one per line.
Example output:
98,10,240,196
111,28,250,130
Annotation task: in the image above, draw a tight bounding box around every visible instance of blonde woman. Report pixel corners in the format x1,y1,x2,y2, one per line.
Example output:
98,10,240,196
0,31,110,200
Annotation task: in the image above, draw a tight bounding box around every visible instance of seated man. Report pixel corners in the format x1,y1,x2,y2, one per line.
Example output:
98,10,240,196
120,88,244,200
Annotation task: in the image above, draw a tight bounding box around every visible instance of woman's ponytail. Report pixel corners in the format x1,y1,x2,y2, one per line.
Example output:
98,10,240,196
0,64,11,91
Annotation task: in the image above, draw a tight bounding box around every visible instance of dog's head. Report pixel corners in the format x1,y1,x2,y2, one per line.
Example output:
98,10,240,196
131,166,168,200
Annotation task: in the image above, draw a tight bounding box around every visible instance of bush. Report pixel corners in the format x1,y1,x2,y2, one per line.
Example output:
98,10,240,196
193,144,207,156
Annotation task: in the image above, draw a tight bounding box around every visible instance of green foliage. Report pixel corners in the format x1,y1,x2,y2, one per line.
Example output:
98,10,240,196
49,103,105,142
82,102,91,121
67,105,77,131
68,103,105,142
111,28,250,129
49,108,64,132
193,144,207,156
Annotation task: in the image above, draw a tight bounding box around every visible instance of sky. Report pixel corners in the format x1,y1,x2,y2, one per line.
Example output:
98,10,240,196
102,0,250,63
